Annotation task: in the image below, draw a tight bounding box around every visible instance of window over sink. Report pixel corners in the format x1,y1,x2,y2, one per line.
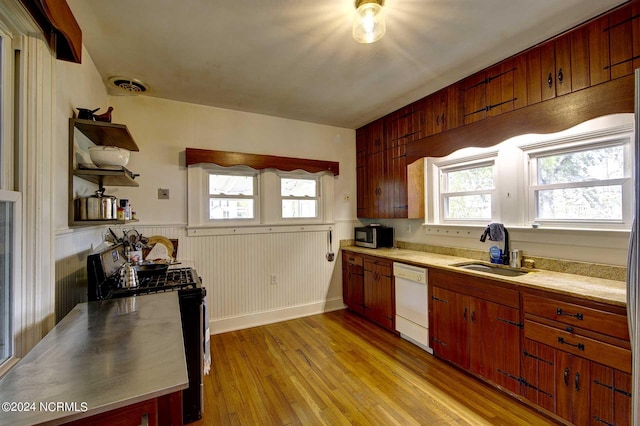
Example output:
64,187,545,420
426,114,633,230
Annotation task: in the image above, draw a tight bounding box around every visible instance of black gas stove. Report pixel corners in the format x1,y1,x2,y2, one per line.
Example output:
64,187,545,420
86,243,205,424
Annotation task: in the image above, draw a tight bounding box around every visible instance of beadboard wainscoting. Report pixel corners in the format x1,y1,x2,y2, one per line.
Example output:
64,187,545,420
54,227,106,322
55,220,360,333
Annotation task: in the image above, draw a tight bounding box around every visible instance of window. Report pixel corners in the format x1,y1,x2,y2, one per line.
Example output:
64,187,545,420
425,116,633,230
528,141,630,224
208,172,258,220
280,175,319,219
188,164,333,231
439,161,495,222
0,191,19,366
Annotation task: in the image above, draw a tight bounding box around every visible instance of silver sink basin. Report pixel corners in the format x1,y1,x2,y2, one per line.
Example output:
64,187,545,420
452,262,530,277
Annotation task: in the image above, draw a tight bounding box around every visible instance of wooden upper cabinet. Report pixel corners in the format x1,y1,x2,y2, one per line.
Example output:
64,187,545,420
486,59,517,117
609,3,634,79
540,41,557,101
525,46,543,105
463,71,487,124
554,34,573,96
588,15,611,87
432,89,448,134
634,1,640,70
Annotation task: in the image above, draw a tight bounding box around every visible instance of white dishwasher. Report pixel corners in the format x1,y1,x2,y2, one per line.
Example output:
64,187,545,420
394,263,432,354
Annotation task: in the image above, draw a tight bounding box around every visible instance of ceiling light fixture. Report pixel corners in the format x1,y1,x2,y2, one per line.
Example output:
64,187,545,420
352,0,386,44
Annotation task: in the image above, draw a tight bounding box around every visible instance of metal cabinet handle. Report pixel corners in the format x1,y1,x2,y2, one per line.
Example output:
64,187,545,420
441,113,445,127
556,308,583,320
435,114,440,126
471,310,476,323
463,307,467,320
558,68,564,84
547,72,553,88
575,372,581,392
558,336,585,351
564,368,570,386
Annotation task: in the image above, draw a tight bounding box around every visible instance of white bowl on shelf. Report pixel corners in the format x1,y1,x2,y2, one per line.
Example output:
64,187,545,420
89,146,130,168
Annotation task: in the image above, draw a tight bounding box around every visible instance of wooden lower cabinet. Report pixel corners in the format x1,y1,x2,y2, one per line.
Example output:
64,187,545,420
521,339,632,426
591,363,632,426
431,286,468,369
522,293,631,425
342,252,395,332
363,256,394,331
430,281,521,393
521,339,556,413
65,391,182,426
342,252,364,315
556,351,591,425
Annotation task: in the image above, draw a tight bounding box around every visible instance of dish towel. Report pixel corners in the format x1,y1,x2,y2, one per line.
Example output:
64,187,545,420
203,296,211,376
481,223,505,242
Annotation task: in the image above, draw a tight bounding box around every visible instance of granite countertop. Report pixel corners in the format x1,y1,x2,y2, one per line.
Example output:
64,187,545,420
342,246,627,307
0,292,188,426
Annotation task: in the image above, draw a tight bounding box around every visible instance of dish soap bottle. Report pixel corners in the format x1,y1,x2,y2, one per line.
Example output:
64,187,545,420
489,245,503,264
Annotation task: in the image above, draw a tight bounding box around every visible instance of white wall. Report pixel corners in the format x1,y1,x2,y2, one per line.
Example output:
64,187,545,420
94,95,357,332
54,46,110,322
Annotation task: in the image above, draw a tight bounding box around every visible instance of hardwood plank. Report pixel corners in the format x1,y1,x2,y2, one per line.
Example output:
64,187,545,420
192,311,557,425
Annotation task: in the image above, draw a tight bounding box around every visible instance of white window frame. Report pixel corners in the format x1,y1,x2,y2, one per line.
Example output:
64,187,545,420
277,171,321,222
204,166,260,226
436,156,498,225
524,136,633,229
0,190,22,374
187,164,334,233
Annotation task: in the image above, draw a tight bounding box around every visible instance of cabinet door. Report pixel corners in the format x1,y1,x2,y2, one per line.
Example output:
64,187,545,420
589,15,611,86
342,253,365,315
463,72,487,124
431,287,469,369
366,150,385,218
556,351,591,425
446,82,463,131
609,3,634,79
521,339,556,413
390,146,408,218
468,298,521,393
591,363,632,426
526,46,543,105
554,34,572,97
364,259,394,330
431,89,448,134
486,59,515,118
540,40,557,101
356,136,369,218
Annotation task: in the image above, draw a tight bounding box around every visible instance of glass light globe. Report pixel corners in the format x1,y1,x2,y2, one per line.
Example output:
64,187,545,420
352,1,386,44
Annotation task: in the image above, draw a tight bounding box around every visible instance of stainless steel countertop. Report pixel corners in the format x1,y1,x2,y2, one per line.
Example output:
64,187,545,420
0,292,188,426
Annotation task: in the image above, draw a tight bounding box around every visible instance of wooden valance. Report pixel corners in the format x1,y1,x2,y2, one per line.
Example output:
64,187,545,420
406,74,634,162
19,0,82,63
185,148,340,176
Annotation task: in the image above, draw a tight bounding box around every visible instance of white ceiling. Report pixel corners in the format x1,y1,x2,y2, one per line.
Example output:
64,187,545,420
67,0,627,129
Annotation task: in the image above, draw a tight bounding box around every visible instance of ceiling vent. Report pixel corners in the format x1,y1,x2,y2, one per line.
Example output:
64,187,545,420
107,76,150,96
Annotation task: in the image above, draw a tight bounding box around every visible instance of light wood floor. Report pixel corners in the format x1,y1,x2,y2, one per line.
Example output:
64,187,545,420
193,310,557,425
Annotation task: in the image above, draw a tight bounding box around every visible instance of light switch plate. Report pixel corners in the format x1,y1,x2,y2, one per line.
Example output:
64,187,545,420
158,188,170,199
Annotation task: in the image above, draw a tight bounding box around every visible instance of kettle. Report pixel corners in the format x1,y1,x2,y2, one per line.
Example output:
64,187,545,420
120,263,139,288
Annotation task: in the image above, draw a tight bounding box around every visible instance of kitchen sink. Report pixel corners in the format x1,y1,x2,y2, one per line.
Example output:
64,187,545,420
452,262,530,277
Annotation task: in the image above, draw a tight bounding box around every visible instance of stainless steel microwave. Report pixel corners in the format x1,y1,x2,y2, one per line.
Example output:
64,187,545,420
354,225,394,248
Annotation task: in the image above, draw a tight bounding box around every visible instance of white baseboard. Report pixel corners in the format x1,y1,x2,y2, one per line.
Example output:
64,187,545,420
210,297,346,334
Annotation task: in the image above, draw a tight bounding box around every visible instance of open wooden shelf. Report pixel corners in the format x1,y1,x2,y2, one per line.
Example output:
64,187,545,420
72,118,140,151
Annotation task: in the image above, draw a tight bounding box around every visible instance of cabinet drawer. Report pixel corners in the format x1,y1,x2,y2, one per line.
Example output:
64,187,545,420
523,294,629,341
364,258,392,277
344,253,363,267
524,320,631,373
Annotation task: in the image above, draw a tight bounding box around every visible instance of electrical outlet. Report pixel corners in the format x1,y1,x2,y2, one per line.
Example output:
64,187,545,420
158,188,170,199
270,274,277,285
344,194,350,202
